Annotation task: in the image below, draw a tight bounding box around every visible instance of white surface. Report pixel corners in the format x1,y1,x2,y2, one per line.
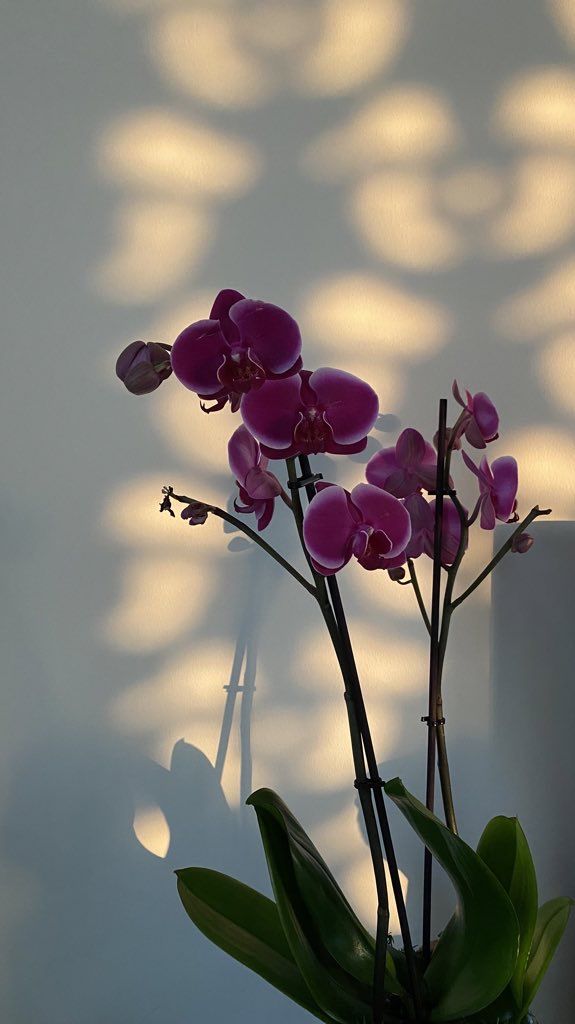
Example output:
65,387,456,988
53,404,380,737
2,1,574,1021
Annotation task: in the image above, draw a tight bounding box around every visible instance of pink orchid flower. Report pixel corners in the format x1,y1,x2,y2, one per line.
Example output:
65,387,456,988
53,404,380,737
302,482,411,575
403,492,464,566
366,428,437,497
228,425,283,531
170,290,302,413
461,450,518,529
452,380,499,449
241,368,379,459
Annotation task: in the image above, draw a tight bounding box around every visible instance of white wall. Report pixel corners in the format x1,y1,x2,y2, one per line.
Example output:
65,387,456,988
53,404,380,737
2,1,574,1021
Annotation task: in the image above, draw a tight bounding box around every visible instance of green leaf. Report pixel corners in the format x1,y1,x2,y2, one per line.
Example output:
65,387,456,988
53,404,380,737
176,866,335,1022
520,896,573,1017
384,778,519,1022
247,788,401,1024
477,816,538,1005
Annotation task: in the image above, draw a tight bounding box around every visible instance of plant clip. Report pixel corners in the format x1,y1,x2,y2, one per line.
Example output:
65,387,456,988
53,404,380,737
354,776,385,790
287,472,323,490
421,715,446,726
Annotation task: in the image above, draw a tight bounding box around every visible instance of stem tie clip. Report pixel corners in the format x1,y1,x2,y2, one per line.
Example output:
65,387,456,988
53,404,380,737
354,777,385,791
421,715,446,726
287,472,323,490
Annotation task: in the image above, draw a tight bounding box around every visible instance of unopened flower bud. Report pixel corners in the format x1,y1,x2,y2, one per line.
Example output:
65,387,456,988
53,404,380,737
181,501,210,526
511,532,533,554
388,566,406,581
116,341,172,395
433,426,461,451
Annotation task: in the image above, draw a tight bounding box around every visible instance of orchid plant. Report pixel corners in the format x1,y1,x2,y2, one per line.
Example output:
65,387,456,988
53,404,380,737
117,290,572,1024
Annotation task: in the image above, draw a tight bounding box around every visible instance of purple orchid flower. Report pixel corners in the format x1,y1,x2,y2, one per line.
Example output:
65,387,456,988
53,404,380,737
302,482,411,575
241,368,379,459
170,289,303,413
452,380,499,449
404,492,464,566
366,428,437,497
462,450,518,529
228,424,283,531
116,341,172,395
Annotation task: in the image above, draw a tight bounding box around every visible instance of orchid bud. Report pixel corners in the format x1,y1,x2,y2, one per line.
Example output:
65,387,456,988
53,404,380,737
388,566,406,581
511,532,533,554
181,501,210,526
433,426,461,452
116,341,172,395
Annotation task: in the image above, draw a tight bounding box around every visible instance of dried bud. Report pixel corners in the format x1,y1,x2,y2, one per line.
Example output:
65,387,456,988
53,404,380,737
388,566,406,582
181,501,210,526
116,341,172,395
511,532,533,554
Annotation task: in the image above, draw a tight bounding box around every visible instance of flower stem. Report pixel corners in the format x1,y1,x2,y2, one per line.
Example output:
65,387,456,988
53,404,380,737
451,505,552,610
287,457,425,1024
422,398,448,963
164,487,317,597
407,560,431,635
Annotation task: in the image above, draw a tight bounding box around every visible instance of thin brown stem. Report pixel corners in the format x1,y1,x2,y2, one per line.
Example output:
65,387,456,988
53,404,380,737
164,487,317,596
422,399,447,964
285,459,395,1024
451,505,552,610
407,560,431,635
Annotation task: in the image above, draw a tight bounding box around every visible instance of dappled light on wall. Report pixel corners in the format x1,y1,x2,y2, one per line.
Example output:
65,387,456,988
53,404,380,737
495,257,575,339
92,199,211,303
537,331,575,416
494,67,575,149
133,803,171,858
301,273,451,358
489,155,575,256
505,427,575,518
304,87,458,179
109,643,242,779
351,171,463,270
295,0,410,97
98,109,262,197
101,555,216,653
149,8,273,108
438,165,504,220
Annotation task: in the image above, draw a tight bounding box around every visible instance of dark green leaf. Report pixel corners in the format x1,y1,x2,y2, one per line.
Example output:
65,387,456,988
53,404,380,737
384,778,519,1021
477,816,538,1004
247,788,401,1023
176,866,335,1022
520,896,573,1017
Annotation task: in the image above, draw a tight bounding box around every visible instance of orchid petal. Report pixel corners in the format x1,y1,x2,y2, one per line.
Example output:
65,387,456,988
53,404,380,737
210,289,245,345
480,496,497,530
255,499,274,531
244,467,282,500
303,485,356,571
310,368,379,444
241,377,302,450
230,300,302,375
473,391,499,442
464,417,488,449
228,425,261,485
171,320,229,395
349,484,411,557
491,456,518,521
452,379,466,408
365,447,399,489
396,428,427,468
